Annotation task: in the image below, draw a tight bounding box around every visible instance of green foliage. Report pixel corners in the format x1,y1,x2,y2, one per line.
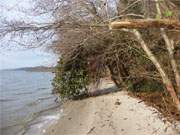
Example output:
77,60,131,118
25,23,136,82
156,10,173,19
52,57,89,99
127,80,134,90
128,79,164,92
164,10,173,17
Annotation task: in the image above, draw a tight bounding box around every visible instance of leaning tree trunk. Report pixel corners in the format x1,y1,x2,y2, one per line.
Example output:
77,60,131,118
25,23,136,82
155,0,180,94
161,29,180,93
110,19,180,30
108,64,122,88
133,29,180,111
109,0,180,111
107,55,130,88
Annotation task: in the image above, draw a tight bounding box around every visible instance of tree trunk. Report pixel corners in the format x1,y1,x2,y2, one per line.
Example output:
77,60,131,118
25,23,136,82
107,55,130,88
109,19,180,30
108,64,122,88
133,29,180,111
155,0,180,94
161,29,180,93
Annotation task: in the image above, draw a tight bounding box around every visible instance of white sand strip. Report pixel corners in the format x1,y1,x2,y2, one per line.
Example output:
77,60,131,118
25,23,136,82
44,90,180,135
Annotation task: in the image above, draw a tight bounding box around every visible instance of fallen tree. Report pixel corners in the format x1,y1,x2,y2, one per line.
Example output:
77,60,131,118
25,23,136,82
109,19,180,30
1,0,180,114
109,10,180,111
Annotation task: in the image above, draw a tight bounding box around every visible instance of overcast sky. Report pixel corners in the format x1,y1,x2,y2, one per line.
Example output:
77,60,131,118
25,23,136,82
0,0,57,69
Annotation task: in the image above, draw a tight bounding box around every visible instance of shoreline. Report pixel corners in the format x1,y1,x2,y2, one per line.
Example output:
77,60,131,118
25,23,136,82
0,71,59,135
23,105,61,135
43,90,180,135
11,102,62,135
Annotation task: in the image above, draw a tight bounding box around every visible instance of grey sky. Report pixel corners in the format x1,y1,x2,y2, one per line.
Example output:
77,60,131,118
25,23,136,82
0,0,57,69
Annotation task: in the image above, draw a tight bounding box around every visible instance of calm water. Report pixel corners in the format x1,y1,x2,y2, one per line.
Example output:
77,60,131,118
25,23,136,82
0,70,60,135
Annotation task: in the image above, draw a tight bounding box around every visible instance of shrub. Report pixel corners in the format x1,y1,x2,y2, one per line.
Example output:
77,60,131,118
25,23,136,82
52,57,89,99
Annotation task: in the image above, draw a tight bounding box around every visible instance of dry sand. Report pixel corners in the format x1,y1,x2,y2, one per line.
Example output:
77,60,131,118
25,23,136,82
44,89,180,135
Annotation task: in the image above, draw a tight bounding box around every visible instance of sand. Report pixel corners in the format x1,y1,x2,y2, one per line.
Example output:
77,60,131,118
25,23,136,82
44,89,180,135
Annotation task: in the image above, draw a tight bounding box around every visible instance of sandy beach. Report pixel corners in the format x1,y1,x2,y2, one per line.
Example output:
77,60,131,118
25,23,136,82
44,89,180,135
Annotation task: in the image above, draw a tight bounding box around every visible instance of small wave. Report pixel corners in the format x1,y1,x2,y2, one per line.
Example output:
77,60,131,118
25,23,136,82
26,96,55,107
34,104,61,115
0,98,16,102
37,88,48,90
24,111,61,135
38,96,54,101
27,101,39,107
42,114,61,121
21,105,61,135
15,92,33,95
2,105,60,132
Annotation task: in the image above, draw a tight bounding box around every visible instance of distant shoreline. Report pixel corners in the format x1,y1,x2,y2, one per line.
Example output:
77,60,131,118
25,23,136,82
1,66,55,72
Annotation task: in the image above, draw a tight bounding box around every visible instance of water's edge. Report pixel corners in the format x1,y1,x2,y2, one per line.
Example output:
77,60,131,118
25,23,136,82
0,70,62,135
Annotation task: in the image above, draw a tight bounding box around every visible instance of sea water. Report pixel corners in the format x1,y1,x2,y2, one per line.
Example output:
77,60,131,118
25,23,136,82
0,70,61,135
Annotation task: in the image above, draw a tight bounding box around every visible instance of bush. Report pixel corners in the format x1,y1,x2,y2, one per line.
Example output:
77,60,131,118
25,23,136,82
52,57,89,100
127,79,165,92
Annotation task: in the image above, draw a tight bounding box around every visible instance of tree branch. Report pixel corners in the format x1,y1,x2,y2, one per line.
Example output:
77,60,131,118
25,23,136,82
109,19,180,30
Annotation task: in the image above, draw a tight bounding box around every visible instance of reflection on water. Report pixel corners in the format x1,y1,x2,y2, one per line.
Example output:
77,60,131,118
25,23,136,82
0,70,60,135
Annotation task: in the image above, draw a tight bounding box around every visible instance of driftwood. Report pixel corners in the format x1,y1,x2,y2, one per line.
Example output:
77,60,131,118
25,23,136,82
109,19,180,30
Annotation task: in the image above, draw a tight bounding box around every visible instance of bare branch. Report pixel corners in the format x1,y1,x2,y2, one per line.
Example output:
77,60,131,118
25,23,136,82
109,19,180,30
